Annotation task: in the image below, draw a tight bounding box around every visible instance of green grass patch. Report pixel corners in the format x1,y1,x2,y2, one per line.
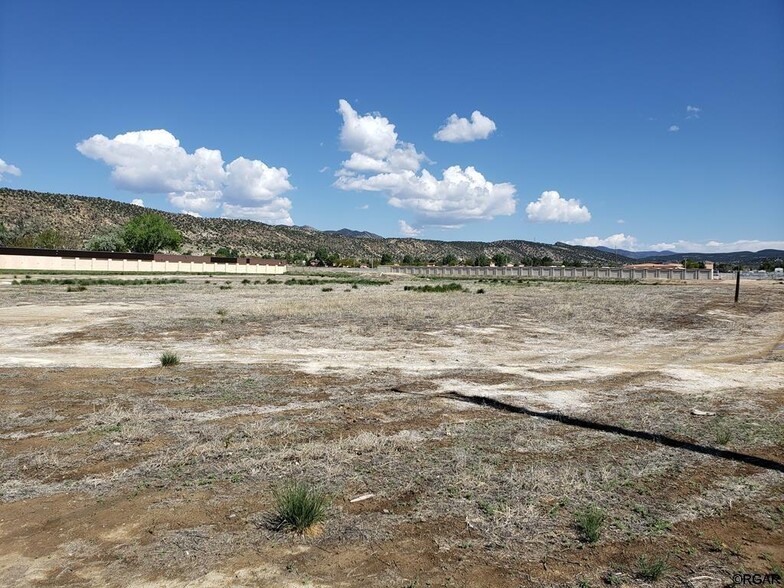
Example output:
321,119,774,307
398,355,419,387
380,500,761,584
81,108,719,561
636,555,669,581
159,352,180,367
271,482,329,534
575,505,606,543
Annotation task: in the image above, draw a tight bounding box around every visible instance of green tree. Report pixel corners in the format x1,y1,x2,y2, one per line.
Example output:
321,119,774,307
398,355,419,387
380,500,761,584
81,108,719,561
87,229,127,252
492,253,510,267
313,246,339,266
473,254,491,267
9,228,76,249
122,214,183,253
0,222,7,246
215,246,240,257
441,253,459,266
380,252,394,265
338,257,359,267
286,251,309,264
34,228,71,249
683,258,704,269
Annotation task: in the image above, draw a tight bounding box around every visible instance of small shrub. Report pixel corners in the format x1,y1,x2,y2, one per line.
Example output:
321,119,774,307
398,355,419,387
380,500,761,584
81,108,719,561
322,287,333,292
219,285,232,290
271,482,329,534
476,288,485,294
575,505,605,543
67,285,87,292
216,308,228,317
241,278,251,284
651,518,671,533
637,554,669,581
351,284,358,289
404,283,464,293
477,499,495,515
204,280,211,284
159,352,180,367
14,278,185,287
266,278,281,284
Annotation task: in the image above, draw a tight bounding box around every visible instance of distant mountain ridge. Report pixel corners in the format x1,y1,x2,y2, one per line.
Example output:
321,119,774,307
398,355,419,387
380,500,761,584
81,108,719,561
596,246,677,259
596,246,783,265
0,188,631,264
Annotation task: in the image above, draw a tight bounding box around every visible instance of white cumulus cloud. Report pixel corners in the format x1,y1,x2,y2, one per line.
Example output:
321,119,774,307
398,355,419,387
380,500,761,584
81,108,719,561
686,105,701,119
566,233,639,250
334,100,516,225
222,199,295,224
131,198,144,207
398,220,422,236
0,158,22,180
77,129,294,225
434,111,497,143
525,190,591,223
668,125,680,132
336,99,427,175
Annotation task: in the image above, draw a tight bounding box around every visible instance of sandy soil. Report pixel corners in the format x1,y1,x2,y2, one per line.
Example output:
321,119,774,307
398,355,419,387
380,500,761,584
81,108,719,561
1,274,782,587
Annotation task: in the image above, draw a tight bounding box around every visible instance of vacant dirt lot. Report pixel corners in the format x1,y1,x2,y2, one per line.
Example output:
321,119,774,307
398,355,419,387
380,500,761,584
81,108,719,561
1,274,782,587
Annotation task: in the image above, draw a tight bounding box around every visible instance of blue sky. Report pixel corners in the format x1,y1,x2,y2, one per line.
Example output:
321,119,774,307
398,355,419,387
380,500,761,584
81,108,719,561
1,0,783,252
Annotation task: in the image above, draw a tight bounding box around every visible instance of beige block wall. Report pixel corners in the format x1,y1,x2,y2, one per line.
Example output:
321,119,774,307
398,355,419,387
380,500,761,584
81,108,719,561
0,254,286,275
388,265,713,280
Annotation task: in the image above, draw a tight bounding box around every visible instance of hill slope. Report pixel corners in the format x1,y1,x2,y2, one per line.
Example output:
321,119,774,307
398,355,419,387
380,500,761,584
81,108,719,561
596,246,678,259
0,188,632,264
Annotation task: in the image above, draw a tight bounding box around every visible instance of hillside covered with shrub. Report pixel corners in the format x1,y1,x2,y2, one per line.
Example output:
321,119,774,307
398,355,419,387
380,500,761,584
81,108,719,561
0,188,631,265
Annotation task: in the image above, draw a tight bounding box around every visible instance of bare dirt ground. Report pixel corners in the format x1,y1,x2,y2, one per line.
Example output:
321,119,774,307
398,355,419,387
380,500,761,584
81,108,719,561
1,274,782,587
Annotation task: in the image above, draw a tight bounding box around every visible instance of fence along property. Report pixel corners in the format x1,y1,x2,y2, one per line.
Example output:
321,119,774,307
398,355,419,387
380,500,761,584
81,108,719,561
0,247,287,275
387,265,714,280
